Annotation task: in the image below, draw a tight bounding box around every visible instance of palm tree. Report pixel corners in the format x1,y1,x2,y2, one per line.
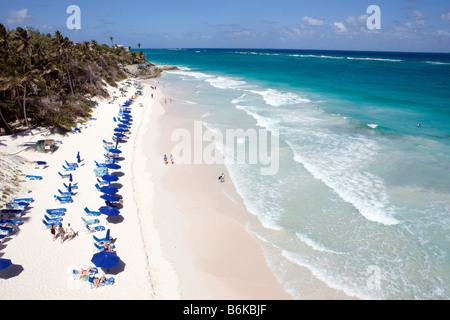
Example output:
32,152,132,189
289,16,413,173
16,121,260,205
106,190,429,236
109,36,114,48
137,43,141,51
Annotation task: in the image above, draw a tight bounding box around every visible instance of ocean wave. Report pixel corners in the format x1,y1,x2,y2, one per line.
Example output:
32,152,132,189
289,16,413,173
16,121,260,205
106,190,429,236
346,57,403,62
281,250,376,300
295,232,344,255
287,139,399,226
235,105,280,133
367,124,379,129
206,76,249,90
425,61,450,65
289,54,345,60
248,89,311,107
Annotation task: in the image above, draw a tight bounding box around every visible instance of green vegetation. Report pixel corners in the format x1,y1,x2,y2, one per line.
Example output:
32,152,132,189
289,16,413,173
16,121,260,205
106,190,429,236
0,25,148,134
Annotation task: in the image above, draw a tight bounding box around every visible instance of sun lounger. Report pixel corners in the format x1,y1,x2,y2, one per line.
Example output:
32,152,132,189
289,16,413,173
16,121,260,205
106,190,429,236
62,165,76,171
0,219,23,226
0,209,24,218
95,161,107,168
94,183,101,191
84,224,105,234
88,276,114,289
58,172,71,179
73,267,98,280
54,195,73,204
81,216,100,226
84,207,101,217
93,234,112,244
0,226,14,236
42,220,61,229
25,175,43,180
13,198,34,203
97,178,109,185
46,208,66,214
0,234,7,244
44,215,63,223
93,242,115,253
58,189,76,196
63,183,78,190
65,160,78,168
6,202,29,210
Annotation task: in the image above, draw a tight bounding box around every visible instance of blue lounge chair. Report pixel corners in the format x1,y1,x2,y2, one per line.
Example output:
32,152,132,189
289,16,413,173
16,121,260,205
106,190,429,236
73,267,98,280
25,175,43,180
6,202,29,210
81,216,100,226
0,226,14,236
97,178,109,185
84,207,101,217
44,215,63,223
94,183,102,191
46,208,66,214
95,161,107,168
54,195,73,204
93,242,115,253
63,183,78,190
58,172,71,179
88,275,114,289
0,209,24,217
65,160,78,168
93,234,112,244
84,224,105,234
0,234,7,244
58,189,76,196
42,220,61,229
13,198,34,203
0,219,23,226
62,165,76,171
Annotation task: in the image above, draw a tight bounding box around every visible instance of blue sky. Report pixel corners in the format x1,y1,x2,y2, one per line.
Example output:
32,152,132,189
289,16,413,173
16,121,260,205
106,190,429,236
1,0,450,52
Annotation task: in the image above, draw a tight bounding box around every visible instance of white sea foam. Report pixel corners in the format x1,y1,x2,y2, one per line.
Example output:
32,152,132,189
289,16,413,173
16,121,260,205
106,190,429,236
346,57,402,62
367,124,379,129
281,250,376,300
296,232,344,254
206,76,249,90
286,136,399,226
235,105,280,133
248,89,311,107
425,61,450,65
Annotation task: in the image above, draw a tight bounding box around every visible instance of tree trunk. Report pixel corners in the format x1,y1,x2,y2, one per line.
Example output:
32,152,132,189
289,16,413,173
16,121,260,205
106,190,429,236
0,107,13,134
22,84,33,135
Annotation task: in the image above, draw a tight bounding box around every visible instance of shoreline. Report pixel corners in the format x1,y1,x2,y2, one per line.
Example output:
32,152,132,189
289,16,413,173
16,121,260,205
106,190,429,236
141,79,293,299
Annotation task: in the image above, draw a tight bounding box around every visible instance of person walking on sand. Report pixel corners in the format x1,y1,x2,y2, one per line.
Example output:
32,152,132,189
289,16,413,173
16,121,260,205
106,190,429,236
58,225,66,244
164,154,168,165
218,173,225,183
170,154,174,165
66,223,74,241
50,223,56,241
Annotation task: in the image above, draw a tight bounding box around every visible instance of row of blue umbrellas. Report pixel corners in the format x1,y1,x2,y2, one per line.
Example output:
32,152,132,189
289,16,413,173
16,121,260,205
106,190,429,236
90,99,136,270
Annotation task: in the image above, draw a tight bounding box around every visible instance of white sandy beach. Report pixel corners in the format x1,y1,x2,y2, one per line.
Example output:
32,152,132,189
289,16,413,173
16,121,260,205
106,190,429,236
0,76,291,300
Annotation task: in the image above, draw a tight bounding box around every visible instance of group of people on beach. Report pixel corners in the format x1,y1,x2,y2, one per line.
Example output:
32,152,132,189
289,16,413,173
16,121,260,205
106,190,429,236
163,154,174,165
50,223,75,244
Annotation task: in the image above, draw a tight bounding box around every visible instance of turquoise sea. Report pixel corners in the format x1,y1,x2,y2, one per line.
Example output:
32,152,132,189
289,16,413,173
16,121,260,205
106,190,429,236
142,49,450,299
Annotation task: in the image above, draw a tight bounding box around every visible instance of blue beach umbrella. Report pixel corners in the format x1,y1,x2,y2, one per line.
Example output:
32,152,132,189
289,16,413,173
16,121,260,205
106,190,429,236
109,148,122,154
118,119,130,124
113,133,126,139
100,186,119,195
69,173,73,182
99,206,120,217
106,163,121,170
117,124,128,129
77,152,81,163
0,258,12,271
91,251,120,269
114,128,124,133
100,194,120,202
101,175,119,183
